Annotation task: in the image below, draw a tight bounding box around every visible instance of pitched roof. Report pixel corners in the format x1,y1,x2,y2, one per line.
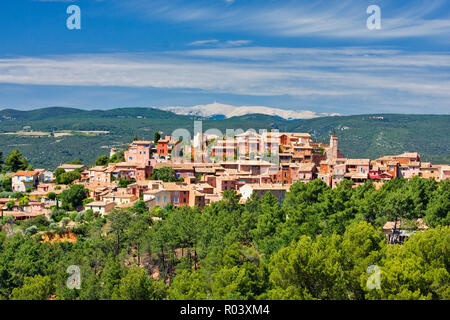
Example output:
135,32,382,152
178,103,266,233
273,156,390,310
58,164,85,169
130,140,152,145
383,218,428,231
241,183,289,191
395,152,420,158
14,171,37,176
86,201,112,207
89,166,107,172
346,159,370,166
297,163,316,171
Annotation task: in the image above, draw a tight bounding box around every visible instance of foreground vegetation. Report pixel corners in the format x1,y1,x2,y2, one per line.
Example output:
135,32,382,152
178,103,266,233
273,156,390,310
0,177,448,300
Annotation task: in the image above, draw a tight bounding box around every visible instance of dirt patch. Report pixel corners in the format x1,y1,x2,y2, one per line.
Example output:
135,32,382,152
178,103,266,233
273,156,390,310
41,231,77,243
2,131,50,136
1,130,109,137
53,132,72,137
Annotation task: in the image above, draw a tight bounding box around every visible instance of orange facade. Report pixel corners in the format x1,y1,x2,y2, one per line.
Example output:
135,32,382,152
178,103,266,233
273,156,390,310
157,140,169,157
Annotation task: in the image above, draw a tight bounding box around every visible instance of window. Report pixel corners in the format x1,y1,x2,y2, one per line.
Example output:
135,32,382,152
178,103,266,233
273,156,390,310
157,196,160,202
163,196,167,202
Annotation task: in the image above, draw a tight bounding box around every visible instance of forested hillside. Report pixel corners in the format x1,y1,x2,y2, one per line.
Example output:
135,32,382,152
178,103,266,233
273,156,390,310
0,107,449,169
0,177,448,300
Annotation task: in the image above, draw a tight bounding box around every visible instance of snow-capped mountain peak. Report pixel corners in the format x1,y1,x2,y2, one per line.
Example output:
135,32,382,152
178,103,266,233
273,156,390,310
156,102,339,120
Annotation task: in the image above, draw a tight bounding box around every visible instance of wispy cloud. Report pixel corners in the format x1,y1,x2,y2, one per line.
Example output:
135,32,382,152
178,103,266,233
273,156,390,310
114,0,450,39
188,39,219,46
225,40,252,46
188,39,252,47
0,47,448,113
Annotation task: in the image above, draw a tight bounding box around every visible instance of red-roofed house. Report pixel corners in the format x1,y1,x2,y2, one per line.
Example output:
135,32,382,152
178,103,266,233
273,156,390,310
12,171,40,192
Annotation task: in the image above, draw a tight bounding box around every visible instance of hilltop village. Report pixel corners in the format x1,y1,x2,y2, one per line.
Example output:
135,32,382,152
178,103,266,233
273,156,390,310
2,131,449,220
0,130,449,300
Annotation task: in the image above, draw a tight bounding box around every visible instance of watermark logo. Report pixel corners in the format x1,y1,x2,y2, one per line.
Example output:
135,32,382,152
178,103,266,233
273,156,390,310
167,120,280,171
66,265,81,289
66,5,81,30
366,265,381,290
367,5,381,30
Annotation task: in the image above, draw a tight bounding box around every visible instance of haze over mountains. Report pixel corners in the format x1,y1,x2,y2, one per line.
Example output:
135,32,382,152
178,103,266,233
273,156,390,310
155,102,341,120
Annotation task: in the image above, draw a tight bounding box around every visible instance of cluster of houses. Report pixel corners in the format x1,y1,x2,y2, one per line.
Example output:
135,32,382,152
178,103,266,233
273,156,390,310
1,132,449,230
1,177,66,219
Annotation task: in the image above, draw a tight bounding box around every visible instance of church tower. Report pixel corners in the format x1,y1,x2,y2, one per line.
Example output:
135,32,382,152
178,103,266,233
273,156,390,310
329,134,338,161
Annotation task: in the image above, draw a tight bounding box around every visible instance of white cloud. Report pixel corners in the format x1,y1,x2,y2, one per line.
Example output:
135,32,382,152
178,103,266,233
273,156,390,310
115,0,450,39
188,39,219,46
188,39,251,47
225,40,252,46
0,47,448,113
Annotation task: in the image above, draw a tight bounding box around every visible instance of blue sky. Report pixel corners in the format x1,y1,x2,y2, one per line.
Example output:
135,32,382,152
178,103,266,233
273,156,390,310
0,0,449,114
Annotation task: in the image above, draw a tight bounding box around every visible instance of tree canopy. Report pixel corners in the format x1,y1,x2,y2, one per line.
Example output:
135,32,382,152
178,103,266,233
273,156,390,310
60,184,88,211
152,166,178,182
95,155,109,166
0,177,448,300
3,149,28,173
56,171,81,185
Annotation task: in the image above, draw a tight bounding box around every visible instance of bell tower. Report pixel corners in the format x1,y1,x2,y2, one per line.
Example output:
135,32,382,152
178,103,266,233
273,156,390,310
329,134,338,161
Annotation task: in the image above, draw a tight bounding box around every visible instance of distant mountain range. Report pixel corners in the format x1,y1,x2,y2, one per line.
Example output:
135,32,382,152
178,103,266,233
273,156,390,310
0,107,449,169
155,102,340,120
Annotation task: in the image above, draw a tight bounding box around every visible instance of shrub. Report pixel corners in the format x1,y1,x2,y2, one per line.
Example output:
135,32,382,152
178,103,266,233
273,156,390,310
49,222,59,231
25,225,38,236
84,209,94,221
74,211,86,222
69,212,78,221
61,217,70,227
47,192,57,200
50,208,67,222
22,215,49,229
